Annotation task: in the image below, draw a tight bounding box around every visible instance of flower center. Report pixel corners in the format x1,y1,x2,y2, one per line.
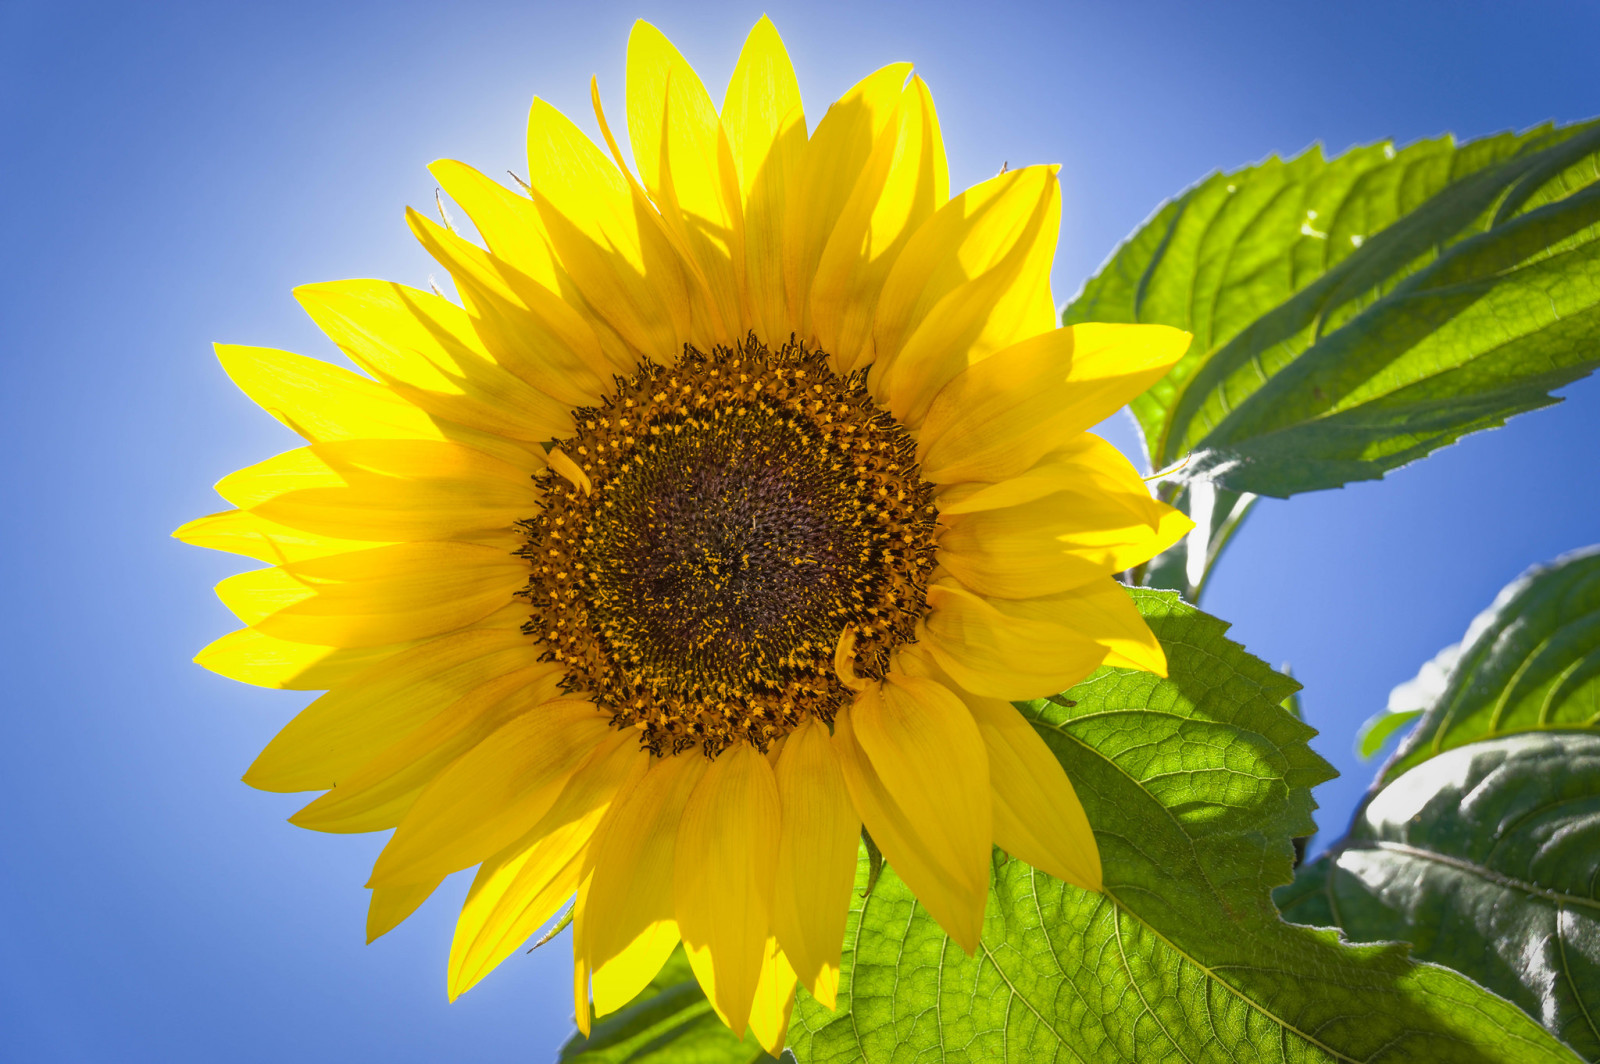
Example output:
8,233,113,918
518,337,938,756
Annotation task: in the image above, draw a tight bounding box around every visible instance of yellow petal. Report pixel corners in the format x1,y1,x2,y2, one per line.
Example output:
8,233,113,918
244,624,539,792
449,738,651,999
771,718,857,1008
585,752,708,1015
290,664,567,833
834,677,990,952
675,742,780,1035
721,16,804,344
367,878,442,942
214,344,527,467
214,541,524,648
932,433,1159,518
626,21,742,345
524,97,693,365
573,872,595,1036
919,579,1106,700
937,485,1192,600
918,323,1192,483
428,159,563,291
407,209,616,408
193,626,412,690
784,62,912,341
811,74,947,375
174,508,389,565
450,838,586,1000
434,163,645,376
872,166,1059,423
522,727,650,843
216,344,437,443
295,278,573,442
1004,577,1168,677
219,440,538,542
961,694,1101,892
368,698,613,885
445,738,648,1001
748,938,798,1056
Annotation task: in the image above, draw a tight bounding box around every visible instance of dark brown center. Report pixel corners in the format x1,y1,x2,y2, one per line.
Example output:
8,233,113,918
517,336,938,756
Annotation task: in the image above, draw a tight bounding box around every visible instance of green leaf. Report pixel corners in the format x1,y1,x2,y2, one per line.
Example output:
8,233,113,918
1276,732,1600,1060
790,591,1579,1062
1355,707,1421,759
559,947,777,1064
1064,120,1600,497
1382,546,1600,784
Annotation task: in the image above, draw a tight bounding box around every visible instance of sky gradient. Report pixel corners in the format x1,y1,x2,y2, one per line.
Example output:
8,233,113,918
3,1,1598,1060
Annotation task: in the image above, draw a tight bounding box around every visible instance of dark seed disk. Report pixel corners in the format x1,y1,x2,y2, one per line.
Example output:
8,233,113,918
517,336,938,757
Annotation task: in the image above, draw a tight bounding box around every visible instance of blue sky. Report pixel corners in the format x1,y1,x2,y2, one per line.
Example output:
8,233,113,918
3,0,1597,1060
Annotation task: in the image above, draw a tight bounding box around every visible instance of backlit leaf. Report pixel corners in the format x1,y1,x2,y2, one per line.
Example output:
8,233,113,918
1066,121,1600,497
1278,732,1600,1060
1381,545,1600,784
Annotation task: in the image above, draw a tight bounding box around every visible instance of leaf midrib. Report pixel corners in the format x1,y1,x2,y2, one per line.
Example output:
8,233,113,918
1349,839,1600,913
1031,699,1368,1063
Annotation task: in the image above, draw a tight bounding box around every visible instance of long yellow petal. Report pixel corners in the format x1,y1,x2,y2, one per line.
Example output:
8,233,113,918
626,21,742,345
295,278,574,441
811,74,947,375
407,209,615,408
932,433,1160,518
937,486,1192,600
573,871,594,1036
585,752,708,1015
368,698,613,885
961,694,1101,892
214,344,528,467
289,664,567,832
721,16,804,343
432,161,643,378
919,578,1106,700
193,626,413,690
784,62,912,340
216,344,436,442
214,541,524,648
748,938,798,1056
450,836,587,999
873,166,1059,423
524,97,693,366
675,742,780,1035
450,740,650,1000
367,878,442,942
917,323,1192,483
223,440,536,542
998,577,1167,677
244,624,539,792
428,159,563,291
447,738,647,1002
771,718,857,1008
174,508,389,565
834,678,990,952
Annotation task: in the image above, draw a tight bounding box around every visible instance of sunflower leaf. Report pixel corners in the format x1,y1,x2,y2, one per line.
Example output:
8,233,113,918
1378,545,1600,785
1355,706,1421,759
1277,732,1600,1060
788,590,1582,1062
559,947,777,1064
1065,119,1600,498
1277,546,1600,1058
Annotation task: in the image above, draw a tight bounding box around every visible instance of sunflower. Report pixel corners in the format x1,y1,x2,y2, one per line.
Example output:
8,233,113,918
176,16,1191,1054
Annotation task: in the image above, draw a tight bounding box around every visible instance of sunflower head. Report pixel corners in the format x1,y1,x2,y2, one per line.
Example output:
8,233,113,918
177,15,1192,1055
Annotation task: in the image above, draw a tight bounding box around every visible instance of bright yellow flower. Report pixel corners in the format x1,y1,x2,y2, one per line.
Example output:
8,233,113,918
176,17,1191,1054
